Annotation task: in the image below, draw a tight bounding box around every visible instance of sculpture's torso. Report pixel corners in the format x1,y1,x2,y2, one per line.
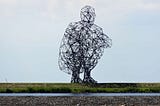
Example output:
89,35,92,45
60,21,107,73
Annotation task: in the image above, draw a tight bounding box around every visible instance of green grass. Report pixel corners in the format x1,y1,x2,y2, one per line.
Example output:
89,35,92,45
0,83,160,93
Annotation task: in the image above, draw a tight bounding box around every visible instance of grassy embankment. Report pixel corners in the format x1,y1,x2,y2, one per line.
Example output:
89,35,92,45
0,83,160,93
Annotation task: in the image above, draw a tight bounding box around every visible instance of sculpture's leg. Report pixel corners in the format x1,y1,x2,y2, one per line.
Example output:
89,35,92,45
83,69,97,84
71,70,82,83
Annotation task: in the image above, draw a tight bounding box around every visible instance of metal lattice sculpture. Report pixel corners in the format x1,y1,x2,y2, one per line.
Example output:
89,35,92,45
59,5,112,83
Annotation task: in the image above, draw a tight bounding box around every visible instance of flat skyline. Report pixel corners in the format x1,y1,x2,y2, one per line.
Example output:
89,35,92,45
0,0,160,82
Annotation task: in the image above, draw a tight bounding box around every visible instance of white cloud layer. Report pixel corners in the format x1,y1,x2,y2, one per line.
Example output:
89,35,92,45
0,0,160,82
1,0,160,17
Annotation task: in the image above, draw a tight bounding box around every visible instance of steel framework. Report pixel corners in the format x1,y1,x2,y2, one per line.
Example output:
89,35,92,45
59,6,112,83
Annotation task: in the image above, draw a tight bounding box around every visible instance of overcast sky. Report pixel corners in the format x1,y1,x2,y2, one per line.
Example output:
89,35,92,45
0,0,160,83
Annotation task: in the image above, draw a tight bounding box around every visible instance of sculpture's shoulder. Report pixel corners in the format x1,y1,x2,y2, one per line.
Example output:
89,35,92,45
91,24,103,34
67,21,82,30
91,24,112,48
64,22,78,36
63,21,82,40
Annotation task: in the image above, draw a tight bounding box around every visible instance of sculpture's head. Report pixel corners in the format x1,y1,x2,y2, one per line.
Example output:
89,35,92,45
80,5,96,24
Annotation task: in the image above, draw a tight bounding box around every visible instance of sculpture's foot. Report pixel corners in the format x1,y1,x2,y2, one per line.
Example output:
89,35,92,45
71,77,82,83
83,77,97,84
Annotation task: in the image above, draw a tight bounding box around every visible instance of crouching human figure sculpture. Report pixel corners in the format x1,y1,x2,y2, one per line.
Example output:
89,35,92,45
59,5,112,83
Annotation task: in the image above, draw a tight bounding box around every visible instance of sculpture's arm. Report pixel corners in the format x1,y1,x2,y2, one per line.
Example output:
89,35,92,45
92,24,112,49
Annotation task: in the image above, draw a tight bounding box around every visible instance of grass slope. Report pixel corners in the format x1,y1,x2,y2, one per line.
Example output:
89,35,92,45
0,83,160,93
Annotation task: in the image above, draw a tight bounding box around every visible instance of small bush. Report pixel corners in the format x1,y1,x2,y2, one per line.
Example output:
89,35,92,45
5,88,13,93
